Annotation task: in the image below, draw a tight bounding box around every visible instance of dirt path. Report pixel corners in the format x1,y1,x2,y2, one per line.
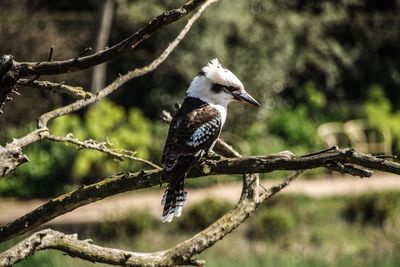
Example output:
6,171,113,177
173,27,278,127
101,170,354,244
1,173,400,225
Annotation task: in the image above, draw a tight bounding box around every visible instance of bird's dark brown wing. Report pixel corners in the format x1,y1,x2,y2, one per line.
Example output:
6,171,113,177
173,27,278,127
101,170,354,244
160,98,222,222
161,101,221,179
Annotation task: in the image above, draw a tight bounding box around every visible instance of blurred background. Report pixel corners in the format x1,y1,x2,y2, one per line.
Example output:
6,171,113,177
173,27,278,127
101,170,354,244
1,0,400,266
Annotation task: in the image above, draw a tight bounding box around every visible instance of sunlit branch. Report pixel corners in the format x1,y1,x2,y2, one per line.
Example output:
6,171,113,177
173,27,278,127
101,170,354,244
46,134,161,169
17,79,92,99
0,171,301,267
1,147,399,243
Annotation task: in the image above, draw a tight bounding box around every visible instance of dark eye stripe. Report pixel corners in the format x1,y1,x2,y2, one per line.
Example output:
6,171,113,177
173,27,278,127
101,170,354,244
211,83,224,93
226,86,238,92
211,83,240,94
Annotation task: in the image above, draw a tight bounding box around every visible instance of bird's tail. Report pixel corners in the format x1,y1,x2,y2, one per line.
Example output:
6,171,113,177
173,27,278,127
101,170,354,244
161,178,187,223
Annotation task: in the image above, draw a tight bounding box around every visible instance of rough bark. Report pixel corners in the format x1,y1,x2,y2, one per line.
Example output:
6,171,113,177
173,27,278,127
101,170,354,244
7,0,207,77
17,79,92,99
0,172,301,267
1,147,398,243
0,0,214,178
0,146,28,178
0,55,18,114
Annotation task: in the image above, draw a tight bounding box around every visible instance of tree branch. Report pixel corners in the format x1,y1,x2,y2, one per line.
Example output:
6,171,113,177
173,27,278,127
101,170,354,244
0,132,304,266
0,146,28,178
0,171,301,267
1,147,399,242
0,229,171,267
17,79,92,99
9,0,207,77
0,0,216,177
46,133,161,169
0,55,18,114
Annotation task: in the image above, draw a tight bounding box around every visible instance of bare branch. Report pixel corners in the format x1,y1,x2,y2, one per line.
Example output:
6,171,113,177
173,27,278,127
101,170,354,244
326,160,374,177
0,0,216,177
17,79,92,99
1,147,399,242
46,133,161,169
215,139,242,158
10,0,208,77
0,229,172,267
0,146,28,178
0,55,17,114
165,170,303,265
0,125,301,266
0,171,301,267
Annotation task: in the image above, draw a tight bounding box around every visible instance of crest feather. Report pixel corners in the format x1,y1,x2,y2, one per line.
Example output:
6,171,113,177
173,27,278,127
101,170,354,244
208,58,220,66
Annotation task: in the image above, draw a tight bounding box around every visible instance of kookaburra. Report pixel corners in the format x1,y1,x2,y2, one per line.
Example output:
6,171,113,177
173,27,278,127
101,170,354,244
161,58,260,222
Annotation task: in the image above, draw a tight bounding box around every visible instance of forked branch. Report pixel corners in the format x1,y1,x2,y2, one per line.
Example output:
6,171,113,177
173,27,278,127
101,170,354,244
0,0,217,178
0,171,302,267
8,0,208,77
1,147,399,243
46,133,161,169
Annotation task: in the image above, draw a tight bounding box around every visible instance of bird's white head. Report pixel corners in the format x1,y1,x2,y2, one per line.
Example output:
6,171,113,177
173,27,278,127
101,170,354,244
186,58,260,108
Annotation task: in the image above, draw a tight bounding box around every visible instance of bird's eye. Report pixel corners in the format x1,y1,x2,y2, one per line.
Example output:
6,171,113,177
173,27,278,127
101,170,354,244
211,83,224,93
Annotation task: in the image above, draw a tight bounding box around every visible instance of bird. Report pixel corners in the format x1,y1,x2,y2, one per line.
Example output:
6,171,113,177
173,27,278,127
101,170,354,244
160,58,260,222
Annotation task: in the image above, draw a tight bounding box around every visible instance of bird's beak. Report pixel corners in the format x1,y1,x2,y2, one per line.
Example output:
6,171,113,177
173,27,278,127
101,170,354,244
232,90,261,107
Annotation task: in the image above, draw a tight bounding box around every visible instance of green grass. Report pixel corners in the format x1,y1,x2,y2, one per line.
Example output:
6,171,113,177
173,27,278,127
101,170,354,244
4,192,400,267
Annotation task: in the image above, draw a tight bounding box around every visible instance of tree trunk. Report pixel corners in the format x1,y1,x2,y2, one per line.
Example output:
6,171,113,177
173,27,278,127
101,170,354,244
91,0,115,93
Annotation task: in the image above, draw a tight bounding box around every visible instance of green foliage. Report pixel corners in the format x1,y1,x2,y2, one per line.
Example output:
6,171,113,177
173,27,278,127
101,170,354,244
0,100,155,198
243,80,327,156
363,85,400,149
6,194,400,266
114,0,400,112
304,81,327,112
94,209,157,240
125,209,157,235
110,0,400,155
342,192,400,227
51,100,153,182
176,198,232,232
247,207,295,241
0,125,75,198
267,106,322,151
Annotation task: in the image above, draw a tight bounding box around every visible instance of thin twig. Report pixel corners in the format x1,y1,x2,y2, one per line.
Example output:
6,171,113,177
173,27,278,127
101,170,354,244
259,170,304,199
300,145,338,158
375,154,398,159
47,46,54,62
12,0,209,77
17,79,92,99
46,134,161,169
76,47,92,59
1,0,213,178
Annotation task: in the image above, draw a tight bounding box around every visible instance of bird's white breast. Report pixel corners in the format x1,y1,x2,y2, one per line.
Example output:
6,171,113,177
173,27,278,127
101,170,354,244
209,103,227,126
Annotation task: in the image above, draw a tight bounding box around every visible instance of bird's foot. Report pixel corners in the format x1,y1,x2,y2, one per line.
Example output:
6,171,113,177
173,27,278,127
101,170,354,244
206,150,221,160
